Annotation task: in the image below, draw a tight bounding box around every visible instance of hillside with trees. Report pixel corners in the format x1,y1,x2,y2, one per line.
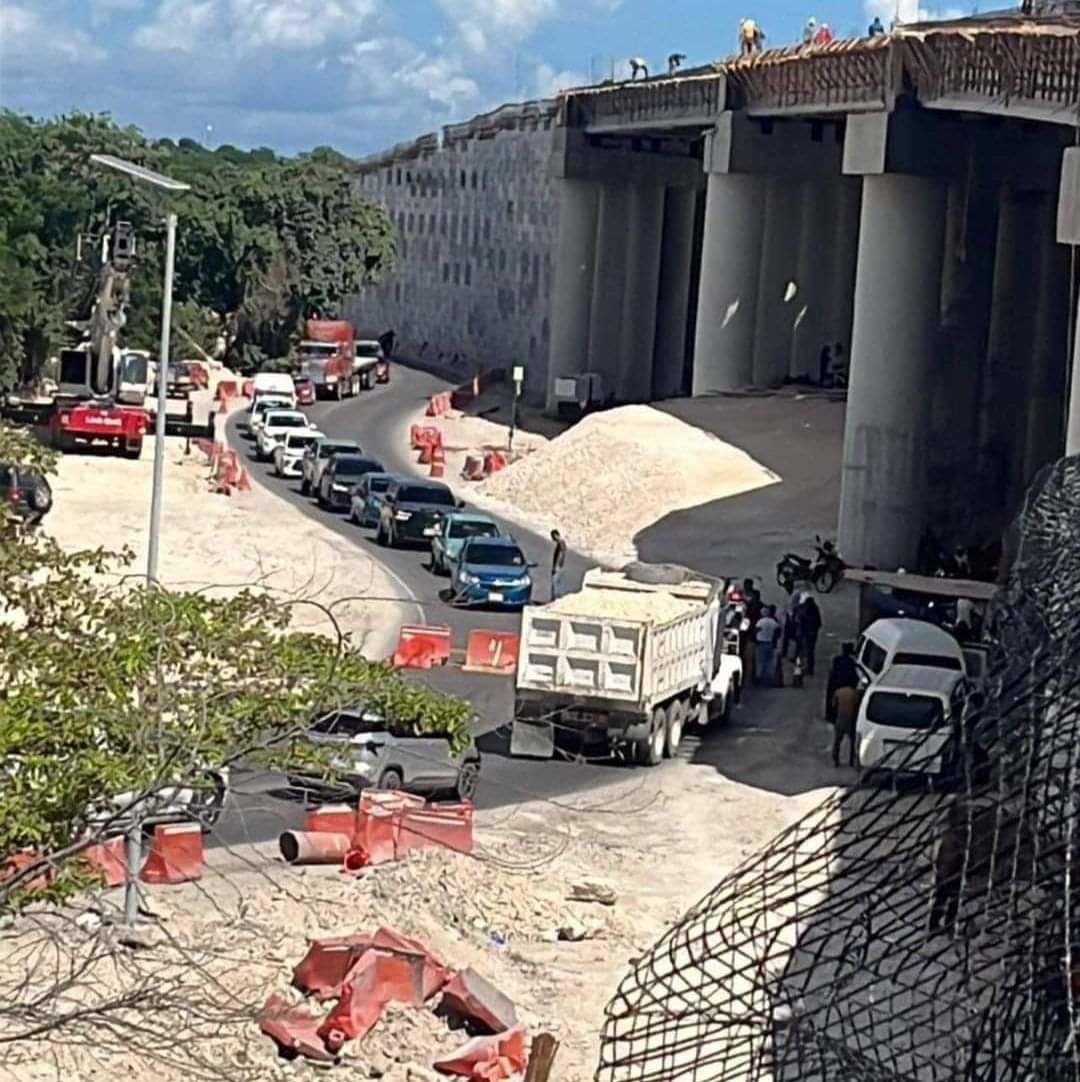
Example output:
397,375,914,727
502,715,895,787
0,112,395,385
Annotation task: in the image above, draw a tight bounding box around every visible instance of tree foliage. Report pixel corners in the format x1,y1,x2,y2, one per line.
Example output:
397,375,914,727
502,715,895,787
0,112,396,386
0,423,469,911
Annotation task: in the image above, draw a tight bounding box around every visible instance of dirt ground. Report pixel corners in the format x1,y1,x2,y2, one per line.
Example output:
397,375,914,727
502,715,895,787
0,764,837,1082
41,383,414,660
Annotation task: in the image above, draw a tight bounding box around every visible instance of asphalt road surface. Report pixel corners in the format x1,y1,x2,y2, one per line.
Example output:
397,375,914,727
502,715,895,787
216,365,669,846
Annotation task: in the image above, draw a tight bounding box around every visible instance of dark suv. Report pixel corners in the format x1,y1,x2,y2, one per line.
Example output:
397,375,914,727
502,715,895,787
0,463,52,527
317,453,385,511
376,480,461,548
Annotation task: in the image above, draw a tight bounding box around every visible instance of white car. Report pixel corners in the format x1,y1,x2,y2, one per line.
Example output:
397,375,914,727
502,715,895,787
854,618,966,691
250,372,297,406
248,394,293,434
273,429,324,478
857,664,969,779
255,410,311,460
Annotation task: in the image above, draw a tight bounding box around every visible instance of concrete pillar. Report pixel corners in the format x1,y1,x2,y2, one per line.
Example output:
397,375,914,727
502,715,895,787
586,183,630,398
837,174,947,569
691,174,766,394
1023,206,1070,479
752,178,803,386
546,179,600,411
1067,285,1080,456
616,183,665,403
789,179,835,381
652,187,697,399
825,178,862,359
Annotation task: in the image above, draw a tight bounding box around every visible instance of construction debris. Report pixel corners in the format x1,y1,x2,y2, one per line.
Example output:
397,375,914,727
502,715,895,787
567,883,617,907
439,969,518,1034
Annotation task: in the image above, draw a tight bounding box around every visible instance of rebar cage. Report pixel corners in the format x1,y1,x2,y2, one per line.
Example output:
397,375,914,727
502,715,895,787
597,456,1080,1082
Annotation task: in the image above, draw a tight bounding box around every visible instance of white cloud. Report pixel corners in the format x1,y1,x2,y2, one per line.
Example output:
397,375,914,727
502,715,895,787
435,0,557,56
134,0,380,55
531,62,583,99
0,3,107,62
342,36,479,111
90,0,144,26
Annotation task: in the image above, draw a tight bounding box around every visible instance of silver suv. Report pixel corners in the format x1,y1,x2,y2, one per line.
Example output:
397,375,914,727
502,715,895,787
287,704,481,801
300,437,361,497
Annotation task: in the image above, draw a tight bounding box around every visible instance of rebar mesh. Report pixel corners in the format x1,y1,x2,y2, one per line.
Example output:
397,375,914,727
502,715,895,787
597,456,1080,1082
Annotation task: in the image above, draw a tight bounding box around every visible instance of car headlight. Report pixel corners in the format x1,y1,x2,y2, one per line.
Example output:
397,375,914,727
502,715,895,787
332,483,349,493
509,575,530,588
460,572,478,585
395,510,411,520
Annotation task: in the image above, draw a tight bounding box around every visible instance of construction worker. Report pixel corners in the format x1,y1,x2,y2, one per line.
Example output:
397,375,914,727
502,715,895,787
832,684,860,767
738,18,764,56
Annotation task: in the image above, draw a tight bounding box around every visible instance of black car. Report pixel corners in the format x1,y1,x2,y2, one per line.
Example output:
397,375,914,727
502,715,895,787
1,463,52,527
376,479,461,547
317,453,385,511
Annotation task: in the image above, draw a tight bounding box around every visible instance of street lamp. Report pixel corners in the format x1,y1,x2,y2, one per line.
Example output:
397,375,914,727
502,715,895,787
90,154,191,587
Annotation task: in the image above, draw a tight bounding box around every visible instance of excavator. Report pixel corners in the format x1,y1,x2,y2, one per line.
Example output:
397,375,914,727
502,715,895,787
48,219,150,457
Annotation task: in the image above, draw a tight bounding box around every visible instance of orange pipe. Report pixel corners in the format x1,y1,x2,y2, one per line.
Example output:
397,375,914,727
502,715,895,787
278,830,351,865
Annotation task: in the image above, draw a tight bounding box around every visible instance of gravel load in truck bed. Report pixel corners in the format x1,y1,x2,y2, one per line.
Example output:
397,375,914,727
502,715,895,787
480,405,779,566
546,587,702,624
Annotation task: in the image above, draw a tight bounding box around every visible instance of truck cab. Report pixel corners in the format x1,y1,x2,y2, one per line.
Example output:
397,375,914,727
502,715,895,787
299,320,358,399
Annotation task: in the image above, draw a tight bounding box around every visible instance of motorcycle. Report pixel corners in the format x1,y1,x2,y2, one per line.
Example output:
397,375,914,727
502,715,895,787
776,536,844,594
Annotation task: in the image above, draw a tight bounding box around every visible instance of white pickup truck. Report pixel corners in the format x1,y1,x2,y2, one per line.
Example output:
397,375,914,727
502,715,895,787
511,566,743,766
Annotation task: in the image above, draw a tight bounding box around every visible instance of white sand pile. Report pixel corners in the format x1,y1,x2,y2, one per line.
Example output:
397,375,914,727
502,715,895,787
479,405,780,566
548,585,700,623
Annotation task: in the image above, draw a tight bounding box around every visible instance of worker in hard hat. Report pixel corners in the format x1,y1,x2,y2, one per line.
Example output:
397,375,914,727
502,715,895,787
802,17,817,44
738,18,764,55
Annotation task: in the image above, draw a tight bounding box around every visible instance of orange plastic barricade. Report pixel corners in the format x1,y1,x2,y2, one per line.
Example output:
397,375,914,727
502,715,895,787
305,804,355,836
140,823,203,884
241,379,255,399
396,802,474,856
391,625,451,669
215,380,238,402
81,836,127,888
463,629,519,674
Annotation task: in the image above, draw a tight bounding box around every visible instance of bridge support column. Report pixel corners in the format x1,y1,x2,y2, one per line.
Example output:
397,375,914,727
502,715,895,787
789,179,833,381
691,174,765,394
652,187,697,400
752,178,803,386
1067,291,1080,457
616,183,665,403
838,174,946,569
587,183,630,397
546,179,600,411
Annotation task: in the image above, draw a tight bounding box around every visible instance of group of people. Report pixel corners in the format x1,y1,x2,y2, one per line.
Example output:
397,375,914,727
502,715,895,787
738,15,888,59
725,580,824,689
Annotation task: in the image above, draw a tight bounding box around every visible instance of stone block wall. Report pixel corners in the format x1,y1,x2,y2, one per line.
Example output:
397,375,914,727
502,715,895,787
345,102,559,403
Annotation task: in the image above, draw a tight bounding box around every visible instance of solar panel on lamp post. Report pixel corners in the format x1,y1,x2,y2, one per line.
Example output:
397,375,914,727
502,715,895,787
89,154,191,588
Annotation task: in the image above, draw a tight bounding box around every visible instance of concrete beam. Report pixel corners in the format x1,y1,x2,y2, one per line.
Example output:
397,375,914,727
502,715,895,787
705,111,842,179
1058,147,1080,245
550,127,701,187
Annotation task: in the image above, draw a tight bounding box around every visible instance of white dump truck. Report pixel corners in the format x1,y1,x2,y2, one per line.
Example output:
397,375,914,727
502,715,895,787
511,565,743,765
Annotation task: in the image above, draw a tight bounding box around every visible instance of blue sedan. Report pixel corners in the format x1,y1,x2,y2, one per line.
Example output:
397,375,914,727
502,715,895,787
348,472,400,528
449,536,534,609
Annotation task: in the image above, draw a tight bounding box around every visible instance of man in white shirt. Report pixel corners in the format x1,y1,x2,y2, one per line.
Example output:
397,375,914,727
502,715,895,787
754,604,781,686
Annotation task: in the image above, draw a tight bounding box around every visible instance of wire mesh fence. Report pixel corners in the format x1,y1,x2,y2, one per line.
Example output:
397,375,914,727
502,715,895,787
597,456,1080,1082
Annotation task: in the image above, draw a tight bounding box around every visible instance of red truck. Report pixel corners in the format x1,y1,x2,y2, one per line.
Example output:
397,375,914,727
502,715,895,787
298,320,359,400
49,347,149,458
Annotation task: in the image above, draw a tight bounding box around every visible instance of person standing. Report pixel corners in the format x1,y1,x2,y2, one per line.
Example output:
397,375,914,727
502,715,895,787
550,529,567,601
825,642,858,722
796,595,823,675
832,684,860,767
868,14,885,35
754,605,781,687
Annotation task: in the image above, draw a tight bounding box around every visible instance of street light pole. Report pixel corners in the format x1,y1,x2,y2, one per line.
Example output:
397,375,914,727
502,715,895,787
146,212,177,586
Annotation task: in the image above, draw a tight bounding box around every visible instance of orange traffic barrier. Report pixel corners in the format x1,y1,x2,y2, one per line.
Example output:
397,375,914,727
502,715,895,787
305,804,355,836
292,933,374,999
483,450,508,475
235,466,252,492
278,831,351,866
462,455,486,481
409,424,423,449
430,461,445,478
434,1027,526,1081
429,443,446,478
140,823,203,884
81,836,127,887
0,849,54,893
215,380,238,402
425,396,440,417
241,379,255,399
397,801,474,856
350,806,397,866
188,362,209,389
418,441,435,465
463,629,520,674
391,624,452,669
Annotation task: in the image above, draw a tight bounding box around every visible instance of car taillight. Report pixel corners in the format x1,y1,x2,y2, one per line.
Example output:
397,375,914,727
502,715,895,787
9,489,22,504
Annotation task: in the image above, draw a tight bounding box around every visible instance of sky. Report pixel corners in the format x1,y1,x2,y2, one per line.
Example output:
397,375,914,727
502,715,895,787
0,0,969,157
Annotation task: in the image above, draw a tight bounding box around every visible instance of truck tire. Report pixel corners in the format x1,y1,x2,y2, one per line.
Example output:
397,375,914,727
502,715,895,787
637,707,666,767
624,562,686,586
665,700,686,758
123,439,143,460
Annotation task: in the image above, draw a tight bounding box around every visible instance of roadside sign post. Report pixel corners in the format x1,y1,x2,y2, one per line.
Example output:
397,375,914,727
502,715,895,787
509,365,525,455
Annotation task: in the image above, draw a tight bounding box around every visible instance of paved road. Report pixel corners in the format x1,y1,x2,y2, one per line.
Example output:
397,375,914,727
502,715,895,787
216,366,669,845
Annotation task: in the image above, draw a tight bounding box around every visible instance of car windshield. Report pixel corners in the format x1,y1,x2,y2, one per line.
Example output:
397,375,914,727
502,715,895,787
286,434,316,450
866,692,946,731
368,476,392,494
450,520,498,540
399,485,454,506
466,543,524,567
356,342,382,357
311,710,384,737
256,399,289,415
267,414,306,428
300,343,337,359
335,458,381,477
892,652,962,671
122,353,148,383
320,443,358,458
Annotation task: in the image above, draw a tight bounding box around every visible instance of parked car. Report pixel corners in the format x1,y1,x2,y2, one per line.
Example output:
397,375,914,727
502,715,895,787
0,462,52,527
854,618,966,691
155,360,198,399
857,664,969,780
255,409,311,460
353,340,386,390
247,394,294,435
273,429,324,478
250,372,297,403
429,511,502,576
317,453,385,511
448,535,534,609
348,471,400,528
301,437,362,496
286,704,481,801
293,376,316,406
376,480,460,548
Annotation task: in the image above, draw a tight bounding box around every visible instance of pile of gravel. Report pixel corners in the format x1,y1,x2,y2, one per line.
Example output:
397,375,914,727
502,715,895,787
481,405,778,565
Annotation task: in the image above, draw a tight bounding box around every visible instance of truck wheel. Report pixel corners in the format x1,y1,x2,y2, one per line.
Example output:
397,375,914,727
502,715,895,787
638,707,666,767
123,440,143,460
665,700,686,758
